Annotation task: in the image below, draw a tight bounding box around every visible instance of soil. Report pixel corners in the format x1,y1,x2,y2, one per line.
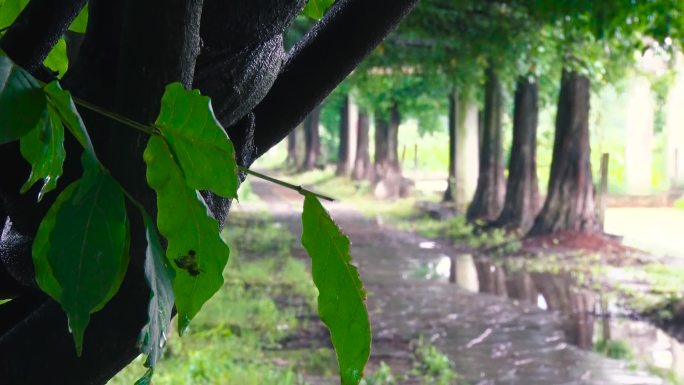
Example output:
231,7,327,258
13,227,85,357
240,178,669,385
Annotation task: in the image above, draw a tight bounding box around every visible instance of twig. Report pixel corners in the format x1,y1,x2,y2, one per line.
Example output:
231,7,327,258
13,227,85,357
238,166,335,202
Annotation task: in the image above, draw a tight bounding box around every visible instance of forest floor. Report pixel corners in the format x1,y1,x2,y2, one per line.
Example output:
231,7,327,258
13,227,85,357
239,176,677,385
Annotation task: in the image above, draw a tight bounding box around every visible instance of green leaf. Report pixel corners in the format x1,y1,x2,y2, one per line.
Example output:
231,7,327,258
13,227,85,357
303,0,335,20
134,369,154,385
301,194,371,385
155,82,238,199
33,156,129,355
0,0,27,30
43,38,68,78
0,50,47,144
68,6,88,33
138,210,175,374
43,81,97,161
19,104,66,200
0,298,12,306
144,135,230,334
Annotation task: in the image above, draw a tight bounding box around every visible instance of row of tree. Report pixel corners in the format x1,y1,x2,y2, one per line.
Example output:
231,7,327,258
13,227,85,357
287,0,684,236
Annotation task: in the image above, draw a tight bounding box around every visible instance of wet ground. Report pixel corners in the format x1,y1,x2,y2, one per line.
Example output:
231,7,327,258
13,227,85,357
242,178,674,385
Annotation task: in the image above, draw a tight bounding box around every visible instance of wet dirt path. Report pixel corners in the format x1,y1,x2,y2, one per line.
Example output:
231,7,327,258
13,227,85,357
244,179,666,385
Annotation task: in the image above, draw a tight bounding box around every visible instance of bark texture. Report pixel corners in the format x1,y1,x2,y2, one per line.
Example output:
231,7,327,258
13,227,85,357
529,71,599,235
443,87,459,202
302,106,321,171
336,94,352,176
287,130,299,166
492,77,540,231
374,105,407,198
466,67,505,221
352,109,373,180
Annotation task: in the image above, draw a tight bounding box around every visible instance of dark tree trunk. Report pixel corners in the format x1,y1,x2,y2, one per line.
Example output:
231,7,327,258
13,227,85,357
443,87,459,202
467,67,505,222
0,0,419,384
374,104,405,198
529,71,599,235
286,130,298,167
492,77,541,231
302,105,321,171
336,94,352,176
352,109,372,180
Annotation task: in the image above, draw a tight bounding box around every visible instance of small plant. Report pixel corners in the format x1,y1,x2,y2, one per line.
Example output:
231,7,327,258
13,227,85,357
361,362,395,385
593,339,633,360
410,338,458,385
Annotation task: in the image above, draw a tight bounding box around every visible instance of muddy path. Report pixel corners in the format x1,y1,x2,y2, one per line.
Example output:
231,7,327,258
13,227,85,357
243,179,667,385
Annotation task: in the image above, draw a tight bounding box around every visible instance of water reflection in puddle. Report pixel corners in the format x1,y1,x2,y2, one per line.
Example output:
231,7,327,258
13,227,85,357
436,254,684,380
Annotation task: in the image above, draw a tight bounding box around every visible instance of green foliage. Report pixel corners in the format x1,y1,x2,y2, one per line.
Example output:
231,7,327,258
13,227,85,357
69,6,88,33
302,0,334,20
19,101,65,200
43,38,68,78
144,136,230,334
302,194,371,385
137,212,176,382
43,80,98,160
0,0,27,30
593,339,633,360
0,51,46,144
409,338,457,385
33,157,129,355
675,196,684,210
360,362,395,385
154,83,239,199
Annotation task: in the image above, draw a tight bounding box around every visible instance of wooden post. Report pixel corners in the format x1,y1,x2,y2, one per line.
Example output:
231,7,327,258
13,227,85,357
413,143,418,171
597,153,610,230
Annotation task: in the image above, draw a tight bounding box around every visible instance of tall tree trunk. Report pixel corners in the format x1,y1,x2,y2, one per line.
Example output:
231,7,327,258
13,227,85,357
286,129,298,167
336,94,353,176
302,105,321,171
444,87,459,202
374,104,404,198
467,67,505,221
352,109,372,180
529,71,599,235
492,77,541,231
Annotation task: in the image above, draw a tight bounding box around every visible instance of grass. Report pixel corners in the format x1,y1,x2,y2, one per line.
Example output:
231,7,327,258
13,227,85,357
108,211,319,385
593,339,633,360
360,339,464,385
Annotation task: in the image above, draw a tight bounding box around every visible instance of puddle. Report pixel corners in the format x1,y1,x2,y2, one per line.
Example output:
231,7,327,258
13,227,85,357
445,255,684,380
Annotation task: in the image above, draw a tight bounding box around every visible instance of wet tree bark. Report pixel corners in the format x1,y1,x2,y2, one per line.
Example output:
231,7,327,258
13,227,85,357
352,109,372,180
302,105,321,171
286,130,298,167
443,87,459,202
529,71,599,235
336,94,352,176
467,67,505,221
491,77,540,231
374,105,404,198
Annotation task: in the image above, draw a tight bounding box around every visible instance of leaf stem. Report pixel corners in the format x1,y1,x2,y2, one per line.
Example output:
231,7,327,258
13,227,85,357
238,166,335,202
71,97,159,136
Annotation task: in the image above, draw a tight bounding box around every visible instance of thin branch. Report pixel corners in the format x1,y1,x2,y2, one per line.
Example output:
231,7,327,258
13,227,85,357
71,97,159,136
238,166,335,202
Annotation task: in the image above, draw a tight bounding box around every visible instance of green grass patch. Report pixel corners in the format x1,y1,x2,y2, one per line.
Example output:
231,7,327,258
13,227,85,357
593,339,633,360
108,213,319,385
